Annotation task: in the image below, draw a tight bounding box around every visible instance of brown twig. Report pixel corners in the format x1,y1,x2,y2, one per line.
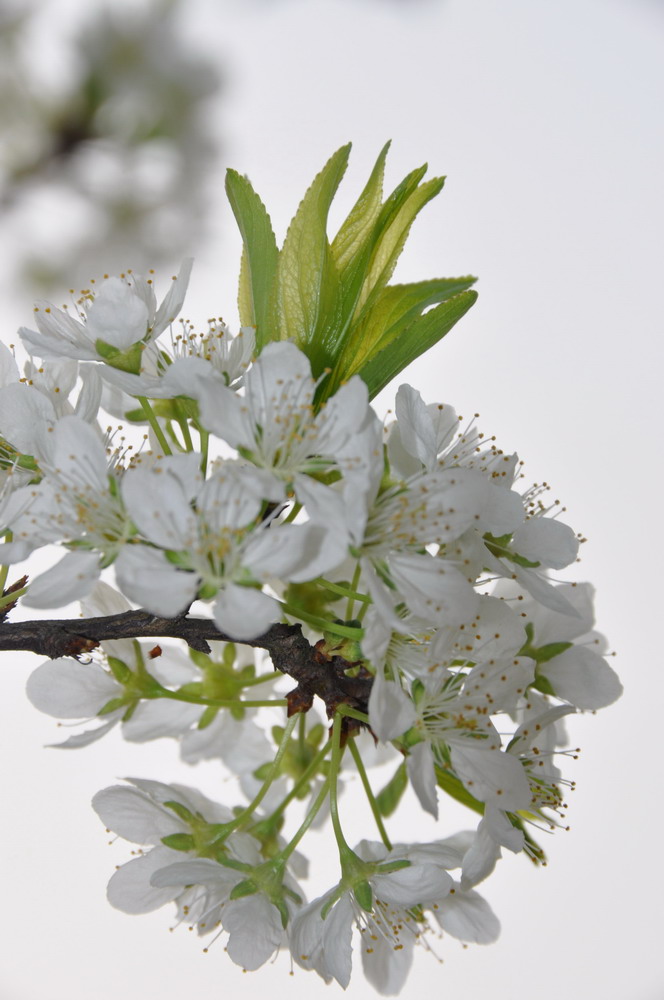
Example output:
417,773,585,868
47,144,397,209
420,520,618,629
0,610,373,723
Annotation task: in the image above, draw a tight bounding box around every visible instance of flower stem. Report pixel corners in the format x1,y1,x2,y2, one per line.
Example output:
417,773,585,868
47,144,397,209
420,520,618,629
175,402,194,451
256,738,332,827
233,714,299,829
0,531,12,592
159,689,287,709
329,712,351,853
278,776,331,863
348,737,392,851
345,561,363,620
138,396,172,456
280,602,363,640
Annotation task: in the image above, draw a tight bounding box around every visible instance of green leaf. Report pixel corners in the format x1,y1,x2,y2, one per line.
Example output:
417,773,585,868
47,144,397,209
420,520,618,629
225,168,279,350
331,141,390,278
375,761,408,817
337,276,476,382
358,289,478,399
353,174,445,319
274,144,351,375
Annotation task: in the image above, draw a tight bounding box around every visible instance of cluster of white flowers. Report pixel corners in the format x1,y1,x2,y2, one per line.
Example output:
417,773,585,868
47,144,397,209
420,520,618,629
3,261,621,995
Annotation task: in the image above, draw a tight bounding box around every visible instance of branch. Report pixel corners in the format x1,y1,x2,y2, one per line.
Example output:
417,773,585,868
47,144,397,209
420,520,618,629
0,609,373,723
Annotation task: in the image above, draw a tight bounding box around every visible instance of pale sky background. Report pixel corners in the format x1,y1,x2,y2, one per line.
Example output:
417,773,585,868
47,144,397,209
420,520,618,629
0,0,662,998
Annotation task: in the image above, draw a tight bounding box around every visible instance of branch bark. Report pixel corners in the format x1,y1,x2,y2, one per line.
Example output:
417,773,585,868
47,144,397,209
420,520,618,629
0,610,373,723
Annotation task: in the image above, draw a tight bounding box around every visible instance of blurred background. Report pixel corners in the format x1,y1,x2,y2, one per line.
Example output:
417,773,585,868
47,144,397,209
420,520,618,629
0,0,662,997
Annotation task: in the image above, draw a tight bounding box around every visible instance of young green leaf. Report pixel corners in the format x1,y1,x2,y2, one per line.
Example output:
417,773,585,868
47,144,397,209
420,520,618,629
274,144,351,374
358,289,478,399
225,168,279,350
336,276,477,381
331,141,390,278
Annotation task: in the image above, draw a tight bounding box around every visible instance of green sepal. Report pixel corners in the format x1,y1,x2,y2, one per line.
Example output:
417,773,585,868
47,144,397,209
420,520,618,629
197,706,219,730
107,656,132,683
229,878,260,900
97,696,126,716
532,641,574,664
353,880,374,913
226,168,279,348
376,761,408,817
357,290,478,399
376,858,410,874
510,552,541,569
160,833,195,852
274,896,290,930
163,800,195,823
530,674,557,697
164,549,190,567
94,339,144,374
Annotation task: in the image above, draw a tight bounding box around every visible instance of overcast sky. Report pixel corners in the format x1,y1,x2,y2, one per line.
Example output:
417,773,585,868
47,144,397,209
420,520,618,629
1,1,662,998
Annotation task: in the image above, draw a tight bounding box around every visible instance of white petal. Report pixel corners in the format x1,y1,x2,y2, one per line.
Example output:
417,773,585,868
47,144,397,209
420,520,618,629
121,460,199,550
323,894,354,989
544,645,623,709
150,858,238,891
0,382,56,454
375,862,452,906
315,376,370,455
52,717,119,747
26,658,119,717
23,550,100,608
406,742,438,818
368,672,417,741
450,744,531,810
114,546,199,617
361,920,414,996
512,517,579,570
223,895,284,971
152,258,194,337
460,824,502,889
86,278,149,350
92,785,183,843
213,584,278,640
107,846,184,913
434,885,501,944
389,551,479,626
122,699,201,741
395,384,437,470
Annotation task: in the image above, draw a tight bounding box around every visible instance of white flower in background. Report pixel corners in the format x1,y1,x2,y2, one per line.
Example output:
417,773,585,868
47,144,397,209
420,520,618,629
19,416,132,607
291,837,497,995
151,851,304,971
516,582,622,709
393,652,536,819
92,778,247,915
18,260,193,364
98,320,256,404
387,384,519,484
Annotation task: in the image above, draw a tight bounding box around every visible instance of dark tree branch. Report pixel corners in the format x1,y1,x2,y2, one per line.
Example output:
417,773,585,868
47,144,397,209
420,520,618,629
0,610,373,725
